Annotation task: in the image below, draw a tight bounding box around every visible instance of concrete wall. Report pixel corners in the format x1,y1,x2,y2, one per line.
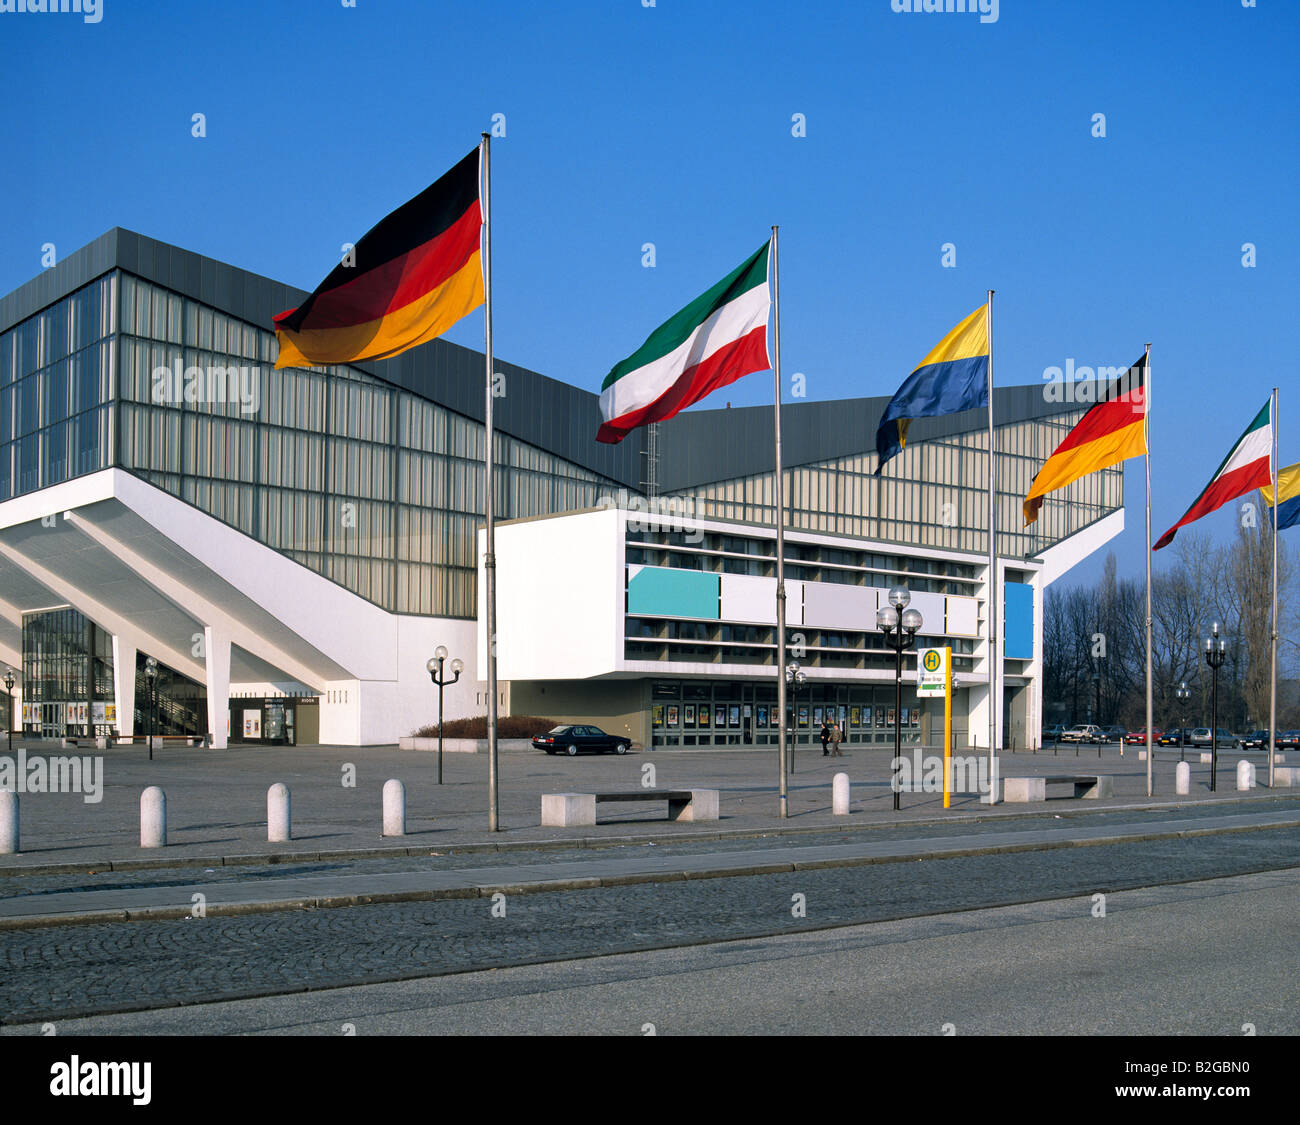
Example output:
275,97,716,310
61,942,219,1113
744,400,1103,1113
509,679,649,748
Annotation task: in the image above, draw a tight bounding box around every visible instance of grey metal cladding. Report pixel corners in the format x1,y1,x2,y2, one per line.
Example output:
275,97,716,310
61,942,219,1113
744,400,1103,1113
2,228,1091,495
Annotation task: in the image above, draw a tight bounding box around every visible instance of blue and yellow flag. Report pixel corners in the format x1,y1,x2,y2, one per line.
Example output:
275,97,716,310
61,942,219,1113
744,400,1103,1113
875,304,989,475
1261,461,1300,531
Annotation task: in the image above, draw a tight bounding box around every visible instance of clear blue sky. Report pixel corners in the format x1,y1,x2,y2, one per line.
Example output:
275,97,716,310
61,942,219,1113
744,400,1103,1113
1,0,1296,587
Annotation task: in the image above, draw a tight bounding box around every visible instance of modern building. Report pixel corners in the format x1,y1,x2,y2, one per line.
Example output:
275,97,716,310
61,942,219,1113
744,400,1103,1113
0,229,1123,748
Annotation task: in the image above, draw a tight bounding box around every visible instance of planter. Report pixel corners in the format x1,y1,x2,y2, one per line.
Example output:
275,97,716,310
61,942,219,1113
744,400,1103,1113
398,737,534,754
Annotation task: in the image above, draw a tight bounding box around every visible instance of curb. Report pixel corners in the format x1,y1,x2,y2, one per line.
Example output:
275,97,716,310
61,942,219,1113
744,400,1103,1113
2,813,1297,931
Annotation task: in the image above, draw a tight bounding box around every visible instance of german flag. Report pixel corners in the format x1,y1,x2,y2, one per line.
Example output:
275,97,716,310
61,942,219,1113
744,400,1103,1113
1023,353,1148,525
274,148,483,369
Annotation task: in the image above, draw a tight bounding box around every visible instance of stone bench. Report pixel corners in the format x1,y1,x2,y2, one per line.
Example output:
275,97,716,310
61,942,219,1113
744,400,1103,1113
1003,775,1114,802
541,789,720,827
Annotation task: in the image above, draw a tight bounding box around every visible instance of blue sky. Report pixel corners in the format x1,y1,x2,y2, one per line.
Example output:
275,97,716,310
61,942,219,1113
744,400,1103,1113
1,0,1296,586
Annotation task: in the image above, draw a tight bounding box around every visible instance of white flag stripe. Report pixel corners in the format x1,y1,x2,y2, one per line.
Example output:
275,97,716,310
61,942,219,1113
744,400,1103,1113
600,282,770,421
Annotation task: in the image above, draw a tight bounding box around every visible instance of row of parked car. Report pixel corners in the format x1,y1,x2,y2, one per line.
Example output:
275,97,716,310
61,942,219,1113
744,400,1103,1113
1042,724,1300,750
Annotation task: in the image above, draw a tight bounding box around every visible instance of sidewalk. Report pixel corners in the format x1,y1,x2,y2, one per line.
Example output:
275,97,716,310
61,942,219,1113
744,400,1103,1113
3,807,1297,930
0,742,1294,875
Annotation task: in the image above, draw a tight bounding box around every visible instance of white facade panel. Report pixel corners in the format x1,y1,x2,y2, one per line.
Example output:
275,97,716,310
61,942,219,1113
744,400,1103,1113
719,573,777,625
804,583,878,631
945,595,979,637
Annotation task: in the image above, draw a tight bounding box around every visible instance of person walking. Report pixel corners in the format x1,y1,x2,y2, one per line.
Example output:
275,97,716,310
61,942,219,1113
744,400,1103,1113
830,721,844,757
820,720,831,756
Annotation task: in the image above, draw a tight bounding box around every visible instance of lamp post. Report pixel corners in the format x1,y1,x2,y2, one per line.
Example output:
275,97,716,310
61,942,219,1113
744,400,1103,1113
784,662,806,774
144,656,158,761
1204,624,1226,791
1176,680,1190,763
3,667,14,754
427,647,464,785
877,585,922,812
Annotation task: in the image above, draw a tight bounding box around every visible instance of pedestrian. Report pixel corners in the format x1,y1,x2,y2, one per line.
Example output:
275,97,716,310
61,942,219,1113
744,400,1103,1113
820,721,831,755
831,721,844,757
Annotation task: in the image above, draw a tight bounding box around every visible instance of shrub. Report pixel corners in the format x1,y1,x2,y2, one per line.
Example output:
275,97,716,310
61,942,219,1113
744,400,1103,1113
411,715,558,739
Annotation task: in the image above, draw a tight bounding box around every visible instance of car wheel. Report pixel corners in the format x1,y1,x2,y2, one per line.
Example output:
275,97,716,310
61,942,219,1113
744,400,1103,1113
567,744,579,757
616,742,628,755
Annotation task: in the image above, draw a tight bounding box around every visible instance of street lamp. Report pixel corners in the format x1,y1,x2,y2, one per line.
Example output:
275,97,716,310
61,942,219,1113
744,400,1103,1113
3,667,14,754
878,585,922,811
427,647,464,785
144,656,158,761
1175,680,1191,763
1204,624,1226,791
784,661,806,773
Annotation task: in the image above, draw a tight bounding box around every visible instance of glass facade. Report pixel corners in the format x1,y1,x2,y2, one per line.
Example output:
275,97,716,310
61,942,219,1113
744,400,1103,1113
19,607,115,737
1,271,620,619
670,414,1123,560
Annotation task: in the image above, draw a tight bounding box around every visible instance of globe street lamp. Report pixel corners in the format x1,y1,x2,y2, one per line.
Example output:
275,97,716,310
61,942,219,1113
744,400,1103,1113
878,585,922,812
144,656,158,761
1175,680,1191,763
427,647,464,785
784,661,806,774
3,667,14,754
1204,624,1226,791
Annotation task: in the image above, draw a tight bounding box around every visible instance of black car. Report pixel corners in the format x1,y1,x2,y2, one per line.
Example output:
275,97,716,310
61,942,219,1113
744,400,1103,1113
1160,728,1192,747
533,724,631,756
1238,730,1273,750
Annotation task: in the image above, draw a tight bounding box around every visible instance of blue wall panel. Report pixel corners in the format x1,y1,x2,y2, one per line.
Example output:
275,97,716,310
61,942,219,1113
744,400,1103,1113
628,566,720,620
1003,582,1035,660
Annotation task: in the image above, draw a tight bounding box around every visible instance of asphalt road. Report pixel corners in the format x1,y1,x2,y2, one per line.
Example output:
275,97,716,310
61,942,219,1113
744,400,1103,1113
8,867,1297,1035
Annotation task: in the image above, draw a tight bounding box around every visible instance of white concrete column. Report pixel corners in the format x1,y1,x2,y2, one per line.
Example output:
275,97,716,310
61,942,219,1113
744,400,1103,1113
112,635,137,738
140,787,166,848
1176,761,1190,795
383,779,406,836
203,626,231,750
0,791,17,854
1237,760,1254,791
832,773,850,815
268,783,291,842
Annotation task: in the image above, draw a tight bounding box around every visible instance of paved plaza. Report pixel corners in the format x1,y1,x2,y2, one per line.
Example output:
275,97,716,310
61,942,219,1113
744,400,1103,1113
0,739,1292,872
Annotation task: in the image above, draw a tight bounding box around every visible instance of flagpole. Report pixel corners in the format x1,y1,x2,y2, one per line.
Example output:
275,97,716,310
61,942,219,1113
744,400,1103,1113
1270,385,1279,791
986,289,997,800
771,226,788,819
1144,344,1154,797
481,131,500,832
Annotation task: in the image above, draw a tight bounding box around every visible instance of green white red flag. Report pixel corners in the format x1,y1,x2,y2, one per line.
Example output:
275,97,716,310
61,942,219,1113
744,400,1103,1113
597,241,771,444
1154,399,1273,551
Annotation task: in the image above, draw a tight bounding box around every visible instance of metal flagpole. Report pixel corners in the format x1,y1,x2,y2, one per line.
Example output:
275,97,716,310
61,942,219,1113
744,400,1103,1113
481,132,500,832
986,289,997,800
1270,386,1279,791
771,227,788,819
1144,344,1154,797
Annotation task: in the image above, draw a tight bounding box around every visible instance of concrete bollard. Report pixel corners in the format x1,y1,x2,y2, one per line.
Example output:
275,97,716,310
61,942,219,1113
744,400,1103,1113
1237,760,1254,791
832,772,850,815
0,791,18,855
382,779,406,836
268,782,291,843
1175,761,1190,795
140,786,166,848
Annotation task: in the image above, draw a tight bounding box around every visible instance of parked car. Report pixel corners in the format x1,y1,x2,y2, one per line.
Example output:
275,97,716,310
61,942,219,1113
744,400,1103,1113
532,724,631,756
1061,724,1101,743
1042,724,1068,743
1237,730,1273,750
1188,727,1234,749
1278,731,1300,751
1160,728,1193,747
1125,728,1164,745
1091,725,1128,744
